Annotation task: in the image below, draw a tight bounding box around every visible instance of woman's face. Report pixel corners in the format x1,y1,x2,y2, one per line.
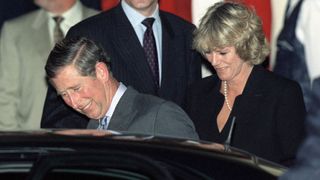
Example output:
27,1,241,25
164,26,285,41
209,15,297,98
205,46,250,82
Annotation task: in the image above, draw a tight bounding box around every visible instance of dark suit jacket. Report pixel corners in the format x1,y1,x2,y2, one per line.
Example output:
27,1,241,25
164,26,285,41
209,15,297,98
87,87,199,140
41,3,201,128
280,77,320,179
186,65,306,164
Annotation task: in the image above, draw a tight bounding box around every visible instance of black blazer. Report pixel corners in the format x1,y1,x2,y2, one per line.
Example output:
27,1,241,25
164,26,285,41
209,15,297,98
41,4,202,128
186,66,306,165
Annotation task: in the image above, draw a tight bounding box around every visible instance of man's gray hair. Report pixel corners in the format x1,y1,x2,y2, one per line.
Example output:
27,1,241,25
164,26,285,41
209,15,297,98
45,37,111,79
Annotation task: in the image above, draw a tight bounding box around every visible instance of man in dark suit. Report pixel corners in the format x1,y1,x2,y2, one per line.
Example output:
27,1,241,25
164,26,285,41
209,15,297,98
45,37,199,140
280,77,320,179
41,0,202,128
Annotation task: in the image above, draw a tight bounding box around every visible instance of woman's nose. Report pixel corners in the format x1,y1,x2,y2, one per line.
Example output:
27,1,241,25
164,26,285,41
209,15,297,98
206,52,219,66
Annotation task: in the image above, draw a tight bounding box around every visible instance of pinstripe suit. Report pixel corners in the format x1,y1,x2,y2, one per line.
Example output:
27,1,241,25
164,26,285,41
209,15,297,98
41,3,202,128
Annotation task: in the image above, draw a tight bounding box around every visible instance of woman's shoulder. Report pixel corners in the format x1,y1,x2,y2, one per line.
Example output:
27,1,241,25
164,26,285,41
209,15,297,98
255,66,301,88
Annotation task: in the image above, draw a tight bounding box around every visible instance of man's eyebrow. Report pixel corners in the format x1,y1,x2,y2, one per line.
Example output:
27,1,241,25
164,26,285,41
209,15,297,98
56,90,65,96
56,85,80,96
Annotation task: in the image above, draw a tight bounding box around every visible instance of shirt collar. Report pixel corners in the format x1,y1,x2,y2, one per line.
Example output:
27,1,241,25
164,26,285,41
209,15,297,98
121,0,160,27
105,82,127,119
47,0,83,27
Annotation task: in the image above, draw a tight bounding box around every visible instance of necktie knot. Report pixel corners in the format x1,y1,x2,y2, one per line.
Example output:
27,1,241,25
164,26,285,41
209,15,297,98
98,116,108,130
142,18,155,29
53,16,64,25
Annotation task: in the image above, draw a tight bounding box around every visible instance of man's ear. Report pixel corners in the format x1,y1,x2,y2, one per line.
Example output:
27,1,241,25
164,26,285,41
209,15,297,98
95,62,109,81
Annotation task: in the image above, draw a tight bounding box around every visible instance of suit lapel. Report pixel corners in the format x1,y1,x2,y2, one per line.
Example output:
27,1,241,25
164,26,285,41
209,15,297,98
31,10,52,59
233,66,265,124
159,13,175,92
204,83,223,123
82,5,99,19
108,87,137,131
112,6,155,91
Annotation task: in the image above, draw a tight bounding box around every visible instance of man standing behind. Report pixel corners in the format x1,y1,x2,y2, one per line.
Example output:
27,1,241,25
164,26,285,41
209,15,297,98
45,37,198,140
41,0,202,128
0,0,98,130
280,77,320,179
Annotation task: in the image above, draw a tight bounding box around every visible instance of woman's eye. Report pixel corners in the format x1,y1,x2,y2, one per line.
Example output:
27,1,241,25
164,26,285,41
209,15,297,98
203,50,211,55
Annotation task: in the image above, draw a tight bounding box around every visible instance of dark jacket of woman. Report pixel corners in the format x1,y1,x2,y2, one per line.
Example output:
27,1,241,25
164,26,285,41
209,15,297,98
186,65,306,165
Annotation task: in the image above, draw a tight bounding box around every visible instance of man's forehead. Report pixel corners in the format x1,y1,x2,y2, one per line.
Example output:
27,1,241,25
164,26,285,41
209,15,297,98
56,65,79,76
51,78,78,94
51,65,81,92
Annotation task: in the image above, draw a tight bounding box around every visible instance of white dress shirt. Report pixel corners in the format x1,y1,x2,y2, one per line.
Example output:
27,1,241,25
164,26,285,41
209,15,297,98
47,0,83,45
99,82,127,130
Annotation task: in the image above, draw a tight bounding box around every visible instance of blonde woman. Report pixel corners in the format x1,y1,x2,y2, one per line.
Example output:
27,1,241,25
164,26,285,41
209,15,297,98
186,2,306,166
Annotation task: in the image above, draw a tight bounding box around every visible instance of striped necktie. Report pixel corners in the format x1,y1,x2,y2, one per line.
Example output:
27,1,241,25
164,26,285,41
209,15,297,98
142,18,159,89
97,116,108,130
53,16,64,44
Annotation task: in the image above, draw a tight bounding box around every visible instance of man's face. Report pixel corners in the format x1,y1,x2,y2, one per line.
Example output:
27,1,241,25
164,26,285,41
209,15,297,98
34,0,61,10
124,0,158,16
51,64,110,119
33,0,75,13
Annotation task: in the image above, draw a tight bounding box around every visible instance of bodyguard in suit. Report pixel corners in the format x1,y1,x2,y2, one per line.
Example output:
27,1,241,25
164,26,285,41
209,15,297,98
41,0,202,128
45,37,198,140
0,0,98,130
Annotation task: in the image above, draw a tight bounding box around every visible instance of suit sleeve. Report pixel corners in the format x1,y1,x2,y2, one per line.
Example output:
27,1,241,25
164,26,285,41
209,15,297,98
0,22,21,129
187,26,202,85
275,81,306,163
154,101,199,140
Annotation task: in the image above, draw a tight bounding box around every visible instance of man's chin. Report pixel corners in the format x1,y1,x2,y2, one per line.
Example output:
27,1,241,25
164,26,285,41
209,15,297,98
78,108,102,120
77,111,94,119
83,113,101,120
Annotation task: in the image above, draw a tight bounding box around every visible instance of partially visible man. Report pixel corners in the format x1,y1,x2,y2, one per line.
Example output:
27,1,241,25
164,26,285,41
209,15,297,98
45,37,198,140
0,0,98,130
41,0,202,128
279,77,320,180
273,0,320,111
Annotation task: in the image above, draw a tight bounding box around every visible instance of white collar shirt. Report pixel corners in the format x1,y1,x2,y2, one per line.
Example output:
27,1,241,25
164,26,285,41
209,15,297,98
100,82,127,129
47,0,83,45
121,0,162,83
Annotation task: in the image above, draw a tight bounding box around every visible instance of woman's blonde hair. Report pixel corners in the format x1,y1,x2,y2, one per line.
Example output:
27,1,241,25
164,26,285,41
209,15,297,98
193,2,270,65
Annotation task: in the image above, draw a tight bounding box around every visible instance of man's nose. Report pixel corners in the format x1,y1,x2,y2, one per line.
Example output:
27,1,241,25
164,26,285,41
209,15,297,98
67,92,80,109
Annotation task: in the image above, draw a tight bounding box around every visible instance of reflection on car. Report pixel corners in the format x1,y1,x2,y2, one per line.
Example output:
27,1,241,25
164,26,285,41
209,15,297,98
0,130,287,180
